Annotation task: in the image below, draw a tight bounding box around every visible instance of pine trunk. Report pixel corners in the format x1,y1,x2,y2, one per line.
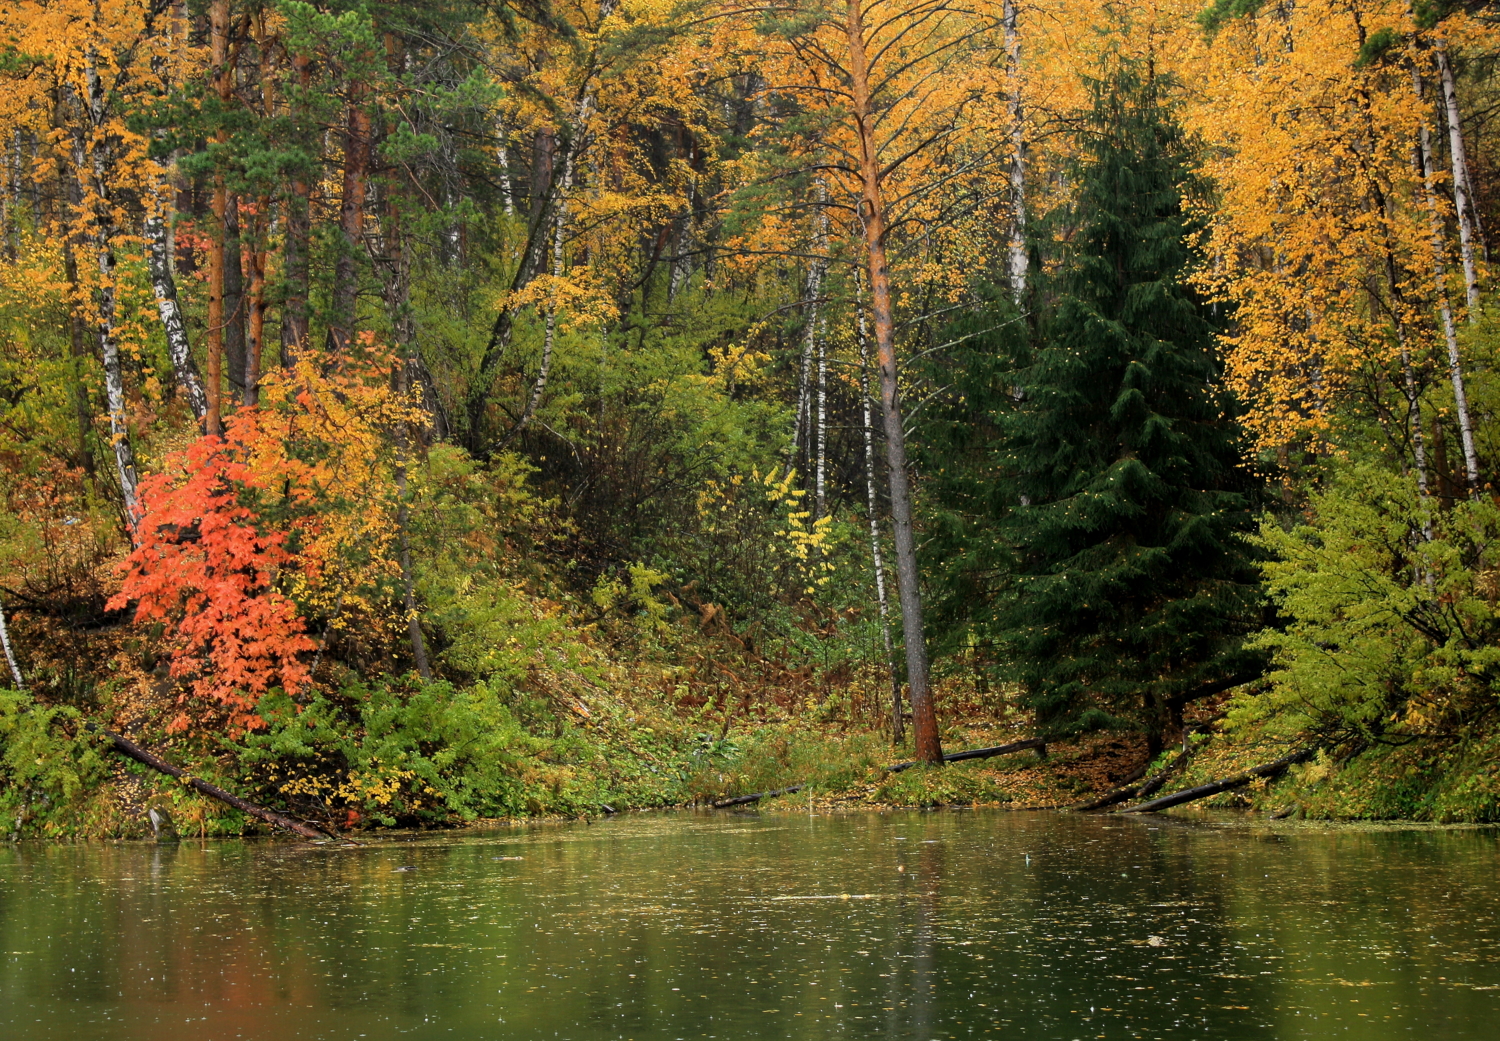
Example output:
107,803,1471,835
331,77,373,353
280,51,313,360
223,193,246,396
845,0,940,763
206,0,229,434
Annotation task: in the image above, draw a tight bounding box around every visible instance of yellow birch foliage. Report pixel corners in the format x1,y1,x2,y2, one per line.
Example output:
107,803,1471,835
1180,1,1500,450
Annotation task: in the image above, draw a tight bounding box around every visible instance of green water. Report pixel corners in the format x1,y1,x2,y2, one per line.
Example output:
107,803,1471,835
2,809,1498,1040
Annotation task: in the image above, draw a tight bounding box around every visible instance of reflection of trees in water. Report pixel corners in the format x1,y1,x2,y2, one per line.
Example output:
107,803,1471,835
5,816,1500,1040
1012,815,1278,1036
885,834,945,1037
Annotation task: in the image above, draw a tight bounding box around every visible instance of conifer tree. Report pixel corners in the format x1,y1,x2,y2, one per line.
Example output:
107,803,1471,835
967,62,1266,752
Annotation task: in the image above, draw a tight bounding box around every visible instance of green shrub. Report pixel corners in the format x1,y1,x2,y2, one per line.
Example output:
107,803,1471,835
242,678,599,826
1242,464,1500,749
0,689,111,837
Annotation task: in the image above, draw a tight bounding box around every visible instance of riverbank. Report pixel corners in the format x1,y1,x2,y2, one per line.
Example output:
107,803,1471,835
9,685,1500,841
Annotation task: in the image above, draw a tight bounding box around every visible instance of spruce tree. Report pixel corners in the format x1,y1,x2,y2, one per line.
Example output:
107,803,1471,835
974,63,1265,751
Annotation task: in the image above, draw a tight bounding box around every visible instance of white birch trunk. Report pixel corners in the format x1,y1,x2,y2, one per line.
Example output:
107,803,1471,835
1418,117,1482,494
668,215,691,301
1436,45,1482,310
0,592,23,690
811,186,829,518
503,0,615,446
145,186,208,423
857,269,902,743
495,114,515,217
81,57,140,531
1003,0,1027,302
95,234,140,527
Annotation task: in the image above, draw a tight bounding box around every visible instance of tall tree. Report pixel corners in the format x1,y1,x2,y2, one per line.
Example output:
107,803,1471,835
982,62,1265,751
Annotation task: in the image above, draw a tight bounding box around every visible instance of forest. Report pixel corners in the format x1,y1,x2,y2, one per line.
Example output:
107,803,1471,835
3,0,1500,839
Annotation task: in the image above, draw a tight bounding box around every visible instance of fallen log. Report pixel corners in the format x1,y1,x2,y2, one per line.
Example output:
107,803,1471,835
711,739,1048,808
1072,732,1209,813
712,784,804,809
1121,748,1316,814
85,723,332,840
885,738,1046,774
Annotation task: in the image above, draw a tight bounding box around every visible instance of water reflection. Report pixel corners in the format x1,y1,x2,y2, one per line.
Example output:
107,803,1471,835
1,810,1497,1039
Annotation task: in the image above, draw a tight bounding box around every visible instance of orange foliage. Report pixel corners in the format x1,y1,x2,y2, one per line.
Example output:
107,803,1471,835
108,344,423,733
111,413,314,734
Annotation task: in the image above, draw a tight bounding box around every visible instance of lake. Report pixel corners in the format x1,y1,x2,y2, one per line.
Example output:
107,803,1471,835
2,809,1497,1040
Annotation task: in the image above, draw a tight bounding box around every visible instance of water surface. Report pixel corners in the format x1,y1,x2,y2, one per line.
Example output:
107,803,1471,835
3,809,1498,1040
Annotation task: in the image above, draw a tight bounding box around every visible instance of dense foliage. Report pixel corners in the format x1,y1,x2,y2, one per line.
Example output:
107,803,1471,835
5,0,1500,834
928,64,1267,752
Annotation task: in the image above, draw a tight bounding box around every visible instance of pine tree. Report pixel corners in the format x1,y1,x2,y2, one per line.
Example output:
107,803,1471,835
977,62,1266,752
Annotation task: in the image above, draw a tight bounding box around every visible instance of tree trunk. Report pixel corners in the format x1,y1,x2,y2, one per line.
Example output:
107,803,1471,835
1436,44,1483,309
813,186,829,520
206,0,229,434
1122,748,1315,814
794,196,827,486
60,235,95,476
884,738,1043,774
1003,0,1028,302
223,193,247,396
495,113,515,216
844,0,940,763
331,75,373,353
245,208,266,406
86,722,331,839
0,592,23,690
1417,103,1482,494
280,50,313,361
502,149,572,447
145,188,208,423
79,53,140,532
94,230,140,530
466,129,559,452
393,371,432,681
857,269,903,744
497,2,616,449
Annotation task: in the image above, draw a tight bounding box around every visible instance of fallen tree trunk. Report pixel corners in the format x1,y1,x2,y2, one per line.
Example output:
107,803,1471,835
885,737,1045,774
86,723,332,840
711,739,1047,808
1072,732,1210,813
1121,748,1316,814
712,784,805,809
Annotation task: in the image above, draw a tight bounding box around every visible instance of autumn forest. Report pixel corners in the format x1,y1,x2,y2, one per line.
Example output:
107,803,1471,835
4,0,1500,838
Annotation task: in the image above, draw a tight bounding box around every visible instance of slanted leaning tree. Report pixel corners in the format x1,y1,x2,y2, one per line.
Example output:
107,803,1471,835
990,62,1265,754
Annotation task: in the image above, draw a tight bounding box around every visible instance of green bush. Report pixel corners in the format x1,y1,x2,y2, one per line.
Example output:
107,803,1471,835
242,678,600,826
0,689,111,838
1241,464,1500,749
